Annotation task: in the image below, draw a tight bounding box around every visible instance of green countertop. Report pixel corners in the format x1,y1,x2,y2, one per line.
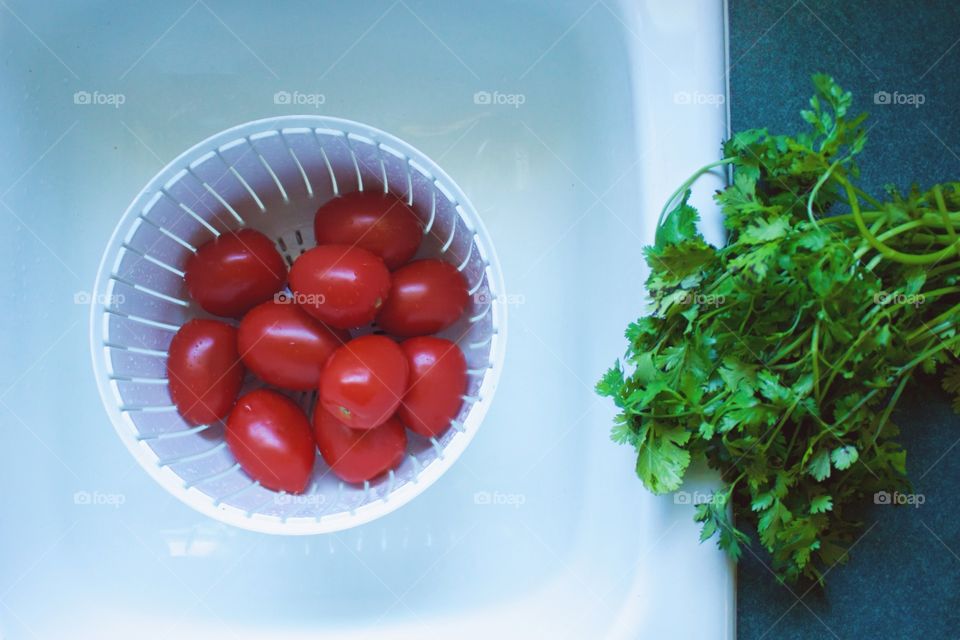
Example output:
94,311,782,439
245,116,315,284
730,1,960,637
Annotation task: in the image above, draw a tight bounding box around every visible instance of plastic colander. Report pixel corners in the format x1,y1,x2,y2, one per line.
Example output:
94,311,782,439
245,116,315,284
89,116,507,535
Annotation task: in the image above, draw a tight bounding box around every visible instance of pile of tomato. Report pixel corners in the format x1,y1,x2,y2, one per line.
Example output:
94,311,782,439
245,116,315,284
166,192,470,493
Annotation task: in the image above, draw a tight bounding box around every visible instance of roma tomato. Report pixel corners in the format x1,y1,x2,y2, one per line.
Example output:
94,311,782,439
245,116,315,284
376,259,469,337
167,319,244,426
289,245,391,329
313,408,407,484
185,228,287,318
320,335,408,430
226,389,315,493
238,299,348,391
314,192,423,270
399,337,467,437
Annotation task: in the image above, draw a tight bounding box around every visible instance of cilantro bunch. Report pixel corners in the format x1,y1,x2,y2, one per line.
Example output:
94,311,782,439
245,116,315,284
597,74,960,584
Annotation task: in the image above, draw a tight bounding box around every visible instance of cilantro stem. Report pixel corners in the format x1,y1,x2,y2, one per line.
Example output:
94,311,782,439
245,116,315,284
657,158,737,230
844,177,960,265
812,318,822,402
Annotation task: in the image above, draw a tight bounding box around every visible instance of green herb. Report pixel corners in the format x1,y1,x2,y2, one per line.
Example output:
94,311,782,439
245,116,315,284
597,74,960,584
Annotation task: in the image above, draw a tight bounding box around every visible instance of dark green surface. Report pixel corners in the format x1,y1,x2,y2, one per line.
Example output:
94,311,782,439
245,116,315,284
729,1,960,638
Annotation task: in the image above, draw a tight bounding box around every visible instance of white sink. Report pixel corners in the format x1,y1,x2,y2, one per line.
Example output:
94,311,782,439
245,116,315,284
0,1,733,638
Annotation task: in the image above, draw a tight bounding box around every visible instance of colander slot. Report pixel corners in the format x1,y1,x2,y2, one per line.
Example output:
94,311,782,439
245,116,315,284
106,312,176,356
113,247,187,301
113,375,173,408
424,188,437,234
256,153,290,204
318,146,339,196
285,144,313,198
122,217,195,271
168,198,221,238
120,404,176,413
215,143,268,213
197,179,246,226
106,310,179,333
106,348,167,379
153,222,198,253
377,142,412,202
347,133,389,194
245,493,280,518
141,195,209,252
120,243,186,278
440,217,457,253
157,441,227,468
189,150,263,222
468,334,494,349
468,306,490,324
212,478,259,507
184,462,242,490
136,423,212,441
456,242,474,271
254,129,322,204
466,275,485,296
110,275,190,307
314,133,360,194
110,375,167,384
103,342,167,357
163,171,238,236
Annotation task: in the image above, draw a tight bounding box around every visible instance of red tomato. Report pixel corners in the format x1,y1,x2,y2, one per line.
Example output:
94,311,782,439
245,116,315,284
289,245,391,329
185,228,287,318
376,259,469,337
226,389,315,493
167,319,244,426
313,408,407,484
399,337,467,437
238,299,348,391
314,192,423,270
320,335,408,430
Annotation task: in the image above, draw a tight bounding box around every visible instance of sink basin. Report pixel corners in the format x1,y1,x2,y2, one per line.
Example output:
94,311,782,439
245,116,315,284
0,0,733,638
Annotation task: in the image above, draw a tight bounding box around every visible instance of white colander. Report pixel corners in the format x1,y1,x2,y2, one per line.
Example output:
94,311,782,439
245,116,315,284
89,116,506,535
